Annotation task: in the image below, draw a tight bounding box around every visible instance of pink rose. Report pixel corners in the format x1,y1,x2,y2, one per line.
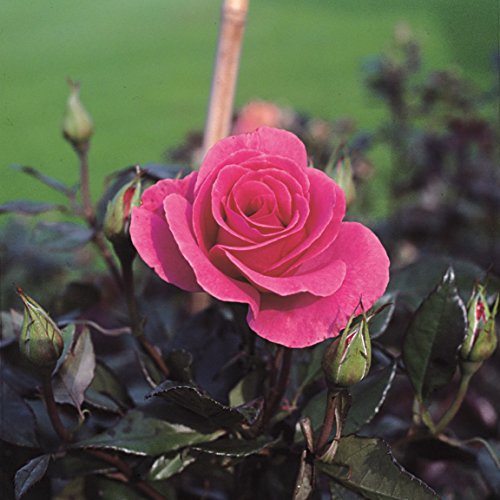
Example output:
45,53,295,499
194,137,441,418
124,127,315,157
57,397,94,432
131,127,389,348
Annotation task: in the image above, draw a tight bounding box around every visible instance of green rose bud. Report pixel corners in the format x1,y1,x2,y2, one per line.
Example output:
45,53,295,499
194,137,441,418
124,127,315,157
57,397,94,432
17,288,64,371
62,79,93,147
330,156,356,208
460,285,498,364
322,313,371,390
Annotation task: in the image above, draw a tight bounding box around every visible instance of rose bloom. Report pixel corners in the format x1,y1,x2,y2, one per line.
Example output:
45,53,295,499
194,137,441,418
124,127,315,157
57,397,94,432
131,127,389,348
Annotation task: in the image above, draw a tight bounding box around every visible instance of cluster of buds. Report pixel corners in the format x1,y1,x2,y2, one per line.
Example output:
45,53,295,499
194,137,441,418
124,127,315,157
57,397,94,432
103,169,142,261
460,284,498,374
17,288,64,372
322,313,371,391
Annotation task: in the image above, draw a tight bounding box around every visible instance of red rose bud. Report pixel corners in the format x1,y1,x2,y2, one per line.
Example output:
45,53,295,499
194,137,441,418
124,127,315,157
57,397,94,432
62,79,93,146
322,314,371,390
104,173,142,244
329,156,356,208
460,285,498,364
17,288,64,370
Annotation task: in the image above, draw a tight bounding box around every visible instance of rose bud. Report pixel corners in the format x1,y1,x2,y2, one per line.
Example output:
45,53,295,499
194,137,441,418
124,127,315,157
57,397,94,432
322,313,371,390
17,288,64,371
460,285,498,365
330,156,356,208
62,79,93,147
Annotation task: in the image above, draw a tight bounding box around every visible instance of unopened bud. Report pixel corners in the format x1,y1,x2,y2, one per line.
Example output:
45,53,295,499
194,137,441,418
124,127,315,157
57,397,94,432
17,288,64,370
322,314,371,390
62,79,93,146
330,156,356,208
460,285,498,364
103,172,142,244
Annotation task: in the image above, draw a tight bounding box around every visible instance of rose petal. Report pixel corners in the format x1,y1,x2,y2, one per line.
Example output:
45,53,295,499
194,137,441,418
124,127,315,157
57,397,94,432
130,173,200,292
163,193,260,316
130,210,200,292
247,222,390,347
196,127,308,189
219,248,347,297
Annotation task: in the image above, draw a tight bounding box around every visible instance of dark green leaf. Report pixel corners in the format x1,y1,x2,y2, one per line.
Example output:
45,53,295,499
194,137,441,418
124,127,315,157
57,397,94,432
0,309,23,347
343,363,397,435
49,451,115,479
137,349,164,388
142,163,188,180
15,455,50,499
53,324,75,374
369,293,397,339
11,165,74,196
148,381,255,429
0,381,39,448
86,476,143,500
477,442,500,496
317,436,437,499
0,200,65,215
51,477,86,499
74,410,224,456
192,436,275,457
147,453,195,481
53,328,96,413
329,481,364,499
293,450,314,500
229,368,264,407
403,267,467,401
85,361,133,413
34,222,94,251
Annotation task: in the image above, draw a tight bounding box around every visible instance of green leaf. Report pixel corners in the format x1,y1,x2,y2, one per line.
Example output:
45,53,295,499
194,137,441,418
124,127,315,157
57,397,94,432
15,454,50,499
0,200,65,215
403,267,467,401
53,328,96,413
292,450,315,500
74,410,224,456
329,481,364,499
148,381,257,429
477,441,500,496
34,222,94,251
0,381,39,448
52,477,86,500
343,362,397,435
147,452,195,481
85,361,133,413
317,436,437,499
53,324,75,374
369,293,397,339
11,164,75,197
229,368,264,407
192,436,275,457
165,349,193,383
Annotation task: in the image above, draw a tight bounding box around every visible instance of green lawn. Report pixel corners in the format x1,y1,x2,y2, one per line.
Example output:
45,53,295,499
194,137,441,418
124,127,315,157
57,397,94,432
2,0,498,211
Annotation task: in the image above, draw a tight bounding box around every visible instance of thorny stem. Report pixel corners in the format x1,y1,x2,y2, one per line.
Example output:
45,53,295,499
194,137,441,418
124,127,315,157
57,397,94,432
121,256,170,378
319,399,343,463
41,377,72,443
433,371,473,435
87,449,164,500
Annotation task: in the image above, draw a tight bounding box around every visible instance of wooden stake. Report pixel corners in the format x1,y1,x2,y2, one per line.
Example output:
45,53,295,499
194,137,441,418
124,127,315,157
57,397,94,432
202,0,249,155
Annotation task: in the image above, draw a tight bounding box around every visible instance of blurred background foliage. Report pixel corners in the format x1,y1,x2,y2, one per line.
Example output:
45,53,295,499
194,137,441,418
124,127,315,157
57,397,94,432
2,0,499,218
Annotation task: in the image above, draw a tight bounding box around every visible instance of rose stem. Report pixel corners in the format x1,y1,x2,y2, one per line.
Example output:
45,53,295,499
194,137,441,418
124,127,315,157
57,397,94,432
41,376,73,443
86,449,164,500
315,390,338,455
73,141,123,289
190,0,250,315
433,371,473,435
262,346,293,426
319,397,343,463
120,255,170,378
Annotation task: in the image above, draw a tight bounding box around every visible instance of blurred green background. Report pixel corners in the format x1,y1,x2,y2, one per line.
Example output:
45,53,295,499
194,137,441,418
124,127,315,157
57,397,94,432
2,0,498,208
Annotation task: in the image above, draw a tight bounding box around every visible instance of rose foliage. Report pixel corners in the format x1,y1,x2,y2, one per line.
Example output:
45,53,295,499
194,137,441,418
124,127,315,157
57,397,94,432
131,127,389,347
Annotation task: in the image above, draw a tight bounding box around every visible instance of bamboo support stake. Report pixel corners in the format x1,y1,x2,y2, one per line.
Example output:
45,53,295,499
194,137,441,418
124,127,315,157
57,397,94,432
191,0,249,315
202,0,249,155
